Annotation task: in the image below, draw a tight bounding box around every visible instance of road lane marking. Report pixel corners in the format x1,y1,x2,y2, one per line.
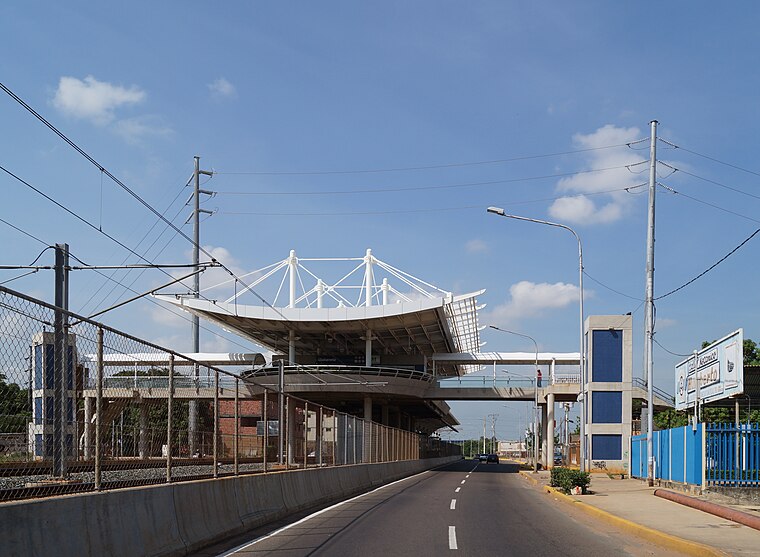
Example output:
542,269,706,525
450,499,456,510
465,474,470,478
460,479,466,484
455,487,461,493
217,467,438,556
449,526,458,550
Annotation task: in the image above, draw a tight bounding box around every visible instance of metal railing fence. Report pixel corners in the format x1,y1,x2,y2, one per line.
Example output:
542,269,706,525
705,423,760,486
0,285,460,502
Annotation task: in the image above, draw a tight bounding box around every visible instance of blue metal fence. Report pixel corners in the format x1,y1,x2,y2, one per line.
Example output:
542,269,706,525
705,423,760,487
630,425,703,485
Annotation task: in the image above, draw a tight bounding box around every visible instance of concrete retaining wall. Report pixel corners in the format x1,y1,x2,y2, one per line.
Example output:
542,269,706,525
0,456,460,557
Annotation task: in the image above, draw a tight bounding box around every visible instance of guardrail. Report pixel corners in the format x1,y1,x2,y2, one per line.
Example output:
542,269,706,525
632,377,675,404
247,364,435,383
437,376,536,388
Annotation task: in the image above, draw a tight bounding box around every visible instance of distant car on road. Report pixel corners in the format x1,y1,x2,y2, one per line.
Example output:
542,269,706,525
486,454,499,463
473,453,481,460
479,453,488,462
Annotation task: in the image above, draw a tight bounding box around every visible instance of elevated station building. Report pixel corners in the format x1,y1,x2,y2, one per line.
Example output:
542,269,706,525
157,250,482,434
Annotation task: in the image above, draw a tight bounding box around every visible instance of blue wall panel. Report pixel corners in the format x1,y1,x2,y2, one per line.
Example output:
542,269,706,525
592,330,622,382
592,434,622,460
591,391,622,423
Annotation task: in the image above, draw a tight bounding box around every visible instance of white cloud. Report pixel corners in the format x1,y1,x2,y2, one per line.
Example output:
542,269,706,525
465,239,488,253
486,280,581,326
114,115,173,144
208,78,237,99
548,124,647,225
52,75,145,125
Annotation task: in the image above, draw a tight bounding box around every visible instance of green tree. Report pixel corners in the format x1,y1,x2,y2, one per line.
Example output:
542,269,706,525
0,373,30,433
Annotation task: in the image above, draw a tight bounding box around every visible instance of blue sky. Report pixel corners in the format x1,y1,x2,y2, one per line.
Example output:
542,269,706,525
3,1,760,440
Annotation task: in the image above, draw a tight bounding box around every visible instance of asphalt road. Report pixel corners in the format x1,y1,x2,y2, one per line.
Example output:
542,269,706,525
200,460,682,557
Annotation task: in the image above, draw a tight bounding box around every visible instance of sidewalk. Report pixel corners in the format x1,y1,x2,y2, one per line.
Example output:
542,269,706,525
520,469,760,556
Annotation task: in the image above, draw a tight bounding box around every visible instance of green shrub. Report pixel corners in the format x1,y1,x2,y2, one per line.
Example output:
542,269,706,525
550,467,591,494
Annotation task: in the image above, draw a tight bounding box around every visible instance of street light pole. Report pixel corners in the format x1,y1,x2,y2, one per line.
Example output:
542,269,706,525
487,207,586,471
490,326,539,472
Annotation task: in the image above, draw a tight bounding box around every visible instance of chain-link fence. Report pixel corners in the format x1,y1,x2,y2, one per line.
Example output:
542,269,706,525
0,285,460,502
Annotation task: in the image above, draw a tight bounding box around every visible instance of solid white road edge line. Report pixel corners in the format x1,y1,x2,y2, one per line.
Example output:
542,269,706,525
449,525,458,550
450,499,456,510
217,468,437,556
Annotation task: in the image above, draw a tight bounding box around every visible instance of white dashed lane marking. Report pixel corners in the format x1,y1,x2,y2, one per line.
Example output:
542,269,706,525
455,487,461,493
450,499,456,510
449,526,458,550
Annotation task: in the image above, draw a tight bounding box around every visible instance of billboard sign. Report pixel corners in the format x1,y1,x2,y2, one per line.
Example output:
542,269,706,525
675,329,743,410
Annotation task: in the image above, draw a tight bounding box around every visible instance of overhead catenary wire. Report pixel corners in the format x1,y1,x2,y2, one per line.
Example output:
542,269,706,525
212,139,648,176
0,82,281,318
659,162,760,203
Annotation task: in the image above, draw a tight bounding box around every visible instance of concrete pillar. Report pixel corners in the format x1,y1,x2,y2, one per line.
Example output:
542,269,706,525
365,329,372,367
547,392,555,469
288,330,296,365
139,401,149,459
541,403,548,469
83,397,92,460
381,405,389,426
363,396,372,421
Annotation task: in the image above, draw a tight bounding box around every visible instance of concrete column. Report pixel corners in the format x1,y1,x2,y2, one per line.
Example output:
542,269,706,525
541,403,548,469
288,330,296,365
363,396,372,421
381,405,389,426
365,329,372,367
139,401,149,459
547,392,555,469
83,396,93,460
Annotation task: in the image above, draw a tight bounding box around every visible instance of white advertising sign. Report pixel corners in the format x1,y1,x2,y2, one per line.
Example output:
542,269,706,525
675,328,744,410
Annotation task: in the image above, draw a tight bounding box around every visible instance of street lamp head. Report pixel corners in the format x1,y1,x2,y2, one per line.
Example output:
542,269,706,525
487,206,505,216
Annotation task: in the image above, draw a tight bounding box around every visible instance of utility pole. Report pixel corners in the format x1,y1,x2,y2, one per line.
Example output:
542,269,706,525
188,156,214,456
53,243,69,477
644,121,658,487
482,417,486,454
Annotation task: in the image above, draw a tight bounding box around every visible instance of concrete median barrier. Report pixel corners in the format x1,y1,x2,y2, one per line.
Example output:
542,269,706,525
0,456,461,557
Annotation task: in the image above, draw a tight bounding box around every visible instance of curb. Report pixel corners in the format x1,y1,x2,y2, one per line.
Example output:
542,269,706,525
519,472,727,557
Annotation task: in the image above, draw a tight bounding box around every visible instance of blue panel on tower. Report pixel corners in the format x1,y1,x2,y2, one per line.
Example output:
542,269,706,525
45,344,55,389
592,330,622,382
592,434,622,460
34,345,42,389
592,391,622,423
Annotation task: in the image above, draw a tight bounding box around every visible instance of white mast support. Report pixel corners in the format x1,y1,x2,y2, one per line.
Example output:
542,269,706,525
387,285,413,303
382,278,389,305
364,249,373,307
374,259,452,297
222,261,288,304
317,279,325,308
288,250,297,309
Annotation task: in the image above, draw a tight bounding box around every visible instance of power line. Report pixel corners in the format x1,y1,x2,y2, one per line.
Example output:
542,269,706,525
219,184,647,217
212,140,648,176
652,337,690,358
658,182,760,225
582,270,643,301
660,138,760,180
215,164,646,196
655,227,760,300
659,162,760,203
